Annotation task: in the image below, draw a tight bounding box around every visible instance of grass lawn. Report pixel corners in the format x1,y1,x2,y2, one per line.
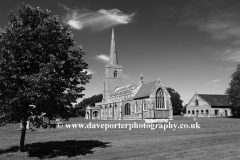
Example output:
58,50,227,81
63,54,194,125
0,116,240,160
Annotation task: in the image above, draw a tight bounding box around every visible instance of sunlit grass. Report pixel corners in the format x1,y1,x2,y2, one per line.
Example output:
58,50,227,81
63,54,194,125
0,117,240,159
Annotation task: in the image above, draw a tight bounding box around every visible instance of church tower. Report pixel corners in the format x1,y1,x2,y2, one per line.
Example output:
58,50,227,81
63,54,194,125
103,28,123,101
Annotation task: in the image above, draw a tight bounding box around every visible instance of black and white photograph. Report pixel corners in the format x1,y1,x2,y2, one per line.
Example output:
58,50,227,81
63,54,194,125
0,0,240,159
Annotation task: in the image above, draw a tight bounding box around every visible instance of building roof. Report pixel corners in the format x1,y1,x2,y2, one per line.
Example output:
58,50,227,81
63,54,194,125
114,82,140,93
134,80,157,99
198,94,229,106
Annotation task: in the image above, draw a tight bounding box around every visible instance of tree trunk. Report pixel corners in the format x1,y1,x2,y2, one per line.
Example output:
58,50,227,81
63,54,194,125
20,117,27,152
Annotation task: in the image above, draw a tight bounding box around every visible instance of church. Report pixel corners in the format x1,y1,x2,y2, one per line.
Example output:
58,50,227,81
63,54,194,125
86,29,173,120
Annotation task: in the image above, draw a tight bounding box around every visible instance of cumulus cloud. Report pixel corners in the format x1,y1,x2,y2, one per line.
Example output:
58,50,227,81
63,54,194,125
58,3,135,31
96,54,109,63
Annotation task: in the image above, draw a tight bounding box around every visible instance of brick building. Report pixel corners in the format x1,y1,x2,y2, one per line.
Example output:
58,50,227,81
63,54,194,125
89,29,173,120
185,94,232,117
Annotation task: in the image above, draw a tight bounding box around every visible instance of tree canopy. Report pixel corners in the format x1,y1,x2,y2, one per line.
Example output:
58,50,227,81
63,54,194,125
226,64,240,117
0,4,91,151
166,87,183,115
74,94,103,117
75,94,103,109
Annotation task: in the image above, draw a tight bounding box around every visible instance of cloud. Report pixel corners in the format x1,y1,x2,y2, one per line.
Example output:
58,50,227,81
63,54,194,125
59,3,135,31
219,49,240,62
68,19,83,30
160,1,240,64
83,69,94,75
205,79,221,86
181,5,240,41
160,1,240,41
225,67,235,71
212,66,235,71
96,54,109,63
195,14,240,40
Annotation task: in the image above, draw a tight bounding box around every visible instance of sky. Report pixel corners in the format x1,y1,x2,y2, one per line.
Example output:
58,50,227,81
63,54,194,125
0,0,240,105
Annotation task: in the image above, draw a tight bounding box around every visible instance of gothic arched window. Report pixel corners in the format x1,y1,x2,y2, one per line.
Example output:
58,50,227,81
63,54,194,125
125,103,131,115
195,100,199,106
155,88,165,109
114,70,118,78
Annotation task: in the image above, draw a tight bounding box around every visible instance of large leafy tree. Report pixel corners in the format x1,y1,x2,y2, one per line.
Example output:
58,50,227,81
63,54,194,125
226,64,240,117
0,4,91,151
166,87,183,115
182,104,187,114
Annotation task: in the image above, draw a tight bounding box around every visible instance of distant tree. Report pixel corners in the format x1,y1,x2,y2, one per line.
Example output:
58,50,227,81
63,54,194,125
74,94,103,117
166,87,183,115
75,94,103,108
182,104,187,114
0,4,91,151
226,64,240,117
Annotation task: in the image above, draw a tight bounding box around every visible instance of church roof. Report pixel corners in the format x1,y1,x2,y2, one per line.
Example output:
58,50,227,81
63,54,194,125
134,80,157,99
198,94,229,106
114,83,138,92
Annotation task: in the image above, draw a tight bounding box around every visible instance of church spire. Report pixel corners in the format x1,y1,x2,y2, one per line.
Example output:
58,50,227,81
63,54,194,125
140,72,143,82
109,28,118,65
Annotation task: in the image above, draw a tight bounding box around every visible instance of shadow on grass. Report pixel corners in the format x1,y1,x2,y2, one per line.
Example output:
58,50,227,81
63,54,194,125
0,140,111,159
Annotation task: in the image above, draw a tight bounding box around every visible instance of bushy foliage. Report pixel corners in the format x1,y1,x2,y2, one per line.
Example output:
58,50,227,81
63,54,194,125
166,87,183,115
74,94,103,117
75,94,103,108
0,4,91,151
226,64,240,117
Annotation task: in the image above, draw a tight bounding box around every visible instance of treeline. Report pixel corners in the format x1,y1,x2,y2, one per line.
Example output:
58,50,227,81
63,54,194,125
166,87,183,115
74,94,103,117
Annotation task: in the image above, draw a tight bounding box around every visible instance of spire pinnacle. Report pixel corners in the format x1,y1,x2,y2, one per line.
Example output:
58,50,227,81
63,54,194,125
109,28,118,65
140,72,143,82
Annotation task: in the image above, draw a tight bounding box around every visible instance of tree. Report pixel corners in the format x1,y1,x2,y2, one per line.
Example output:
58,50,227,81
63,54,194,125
0,4,91,151
182,104,187,114
226,64,240,117
75,94,103,108
166,87,183,115
74,94,103,117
